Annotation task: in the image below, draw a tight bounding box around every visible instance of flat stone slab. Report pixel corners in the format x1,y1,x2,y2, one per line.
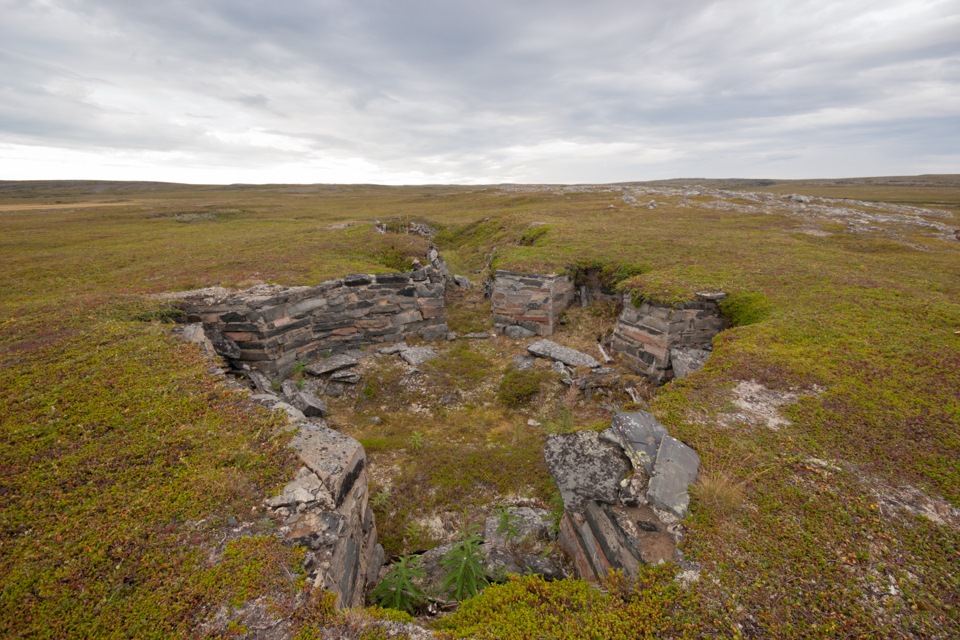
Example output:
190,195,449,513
670,348,711,379
647,435,700,519
330,370,362,384
544,431,629,512
399,346,438,366
611,411,668,474
527,340,600,368
306,353,360,375
290,422,366,507
377,342,409,355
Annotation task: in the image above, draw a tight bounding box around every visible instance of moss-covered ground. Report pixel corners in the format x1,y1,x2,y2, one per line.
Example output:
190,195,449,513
1,177,958,638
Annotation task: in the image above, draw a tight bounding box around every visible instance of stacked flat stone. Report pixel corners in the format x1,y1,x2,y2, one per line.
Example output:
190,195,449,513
611,292,727,384
180,246,449,378
491,271,576,338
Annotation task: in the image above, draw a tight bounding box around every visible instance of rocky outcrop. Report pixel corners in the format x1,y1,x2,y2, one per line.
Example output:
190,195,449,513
610,292,727,384
265,422,383,608
545,411,700,583
491,271,575,338
177,247,449,378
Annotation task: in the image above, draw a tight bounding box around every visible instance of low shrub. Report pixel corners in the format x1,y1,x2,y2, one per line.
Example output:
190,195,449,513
497,368,548,408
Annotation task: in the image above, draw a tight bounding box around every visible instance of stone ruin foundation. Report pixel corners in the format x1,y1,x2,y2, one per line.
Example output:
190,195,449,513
178,247,449,378
491,270,576,338
611,292,728,384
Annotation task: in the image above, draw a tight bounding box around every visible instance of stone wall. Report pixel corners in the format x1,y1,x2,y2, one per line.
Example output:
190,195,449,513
491,270,576,338
265,422,382,608
610,292,727,384
181,248,448,378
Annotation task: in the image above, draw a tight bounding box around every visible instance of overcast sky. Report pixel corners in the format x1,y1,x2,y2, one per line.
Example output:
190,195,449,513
1,0,958,184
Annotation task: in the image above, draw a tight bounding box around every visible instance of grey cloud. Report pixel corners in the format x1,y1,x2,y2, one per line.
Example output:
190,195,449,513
1,0,958,182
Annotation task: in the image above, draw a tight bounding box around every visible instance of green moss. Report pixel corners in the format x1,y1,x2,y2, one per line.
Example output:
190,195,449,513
497,368,548,408
517,224,551,246
719,291,772,326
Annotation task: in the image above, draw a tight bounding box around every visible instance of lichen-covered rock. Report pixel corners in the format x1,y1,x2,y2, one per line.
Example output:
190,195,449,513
399,346,438,366
647,436,700,518
290,423,366,508
609,410,668,474
670,347,711,379
544,431,629,512
527,339,600,368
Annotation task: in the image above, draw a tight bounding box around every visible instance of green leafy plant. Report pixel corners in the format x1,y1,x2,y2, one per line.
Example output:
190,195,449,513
439,531,490,601
496,507,522,545
293,361,307,375
370,488,391,511
370,555,427,614
408,430,425,451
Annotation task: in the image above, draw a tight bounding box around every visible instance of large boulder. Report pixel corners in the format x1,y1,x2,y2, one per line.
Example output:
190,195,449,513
544,431,630,512
647,436,700,518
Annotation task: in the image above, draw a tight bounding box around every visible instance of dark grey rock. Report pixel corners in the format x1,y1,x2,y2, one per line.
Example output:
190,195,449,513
323,382,345,398
399,346,438,366
647,436,700,518
611,411,668,474
245,369,274,394
527,339,600,368
282,382,328,418
504,325,537,339
481,545,566,581
306,353,359,376
544,431,630,512
670,348,711,379
452,275,472,289
209,328,242,360
420,324,448,341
